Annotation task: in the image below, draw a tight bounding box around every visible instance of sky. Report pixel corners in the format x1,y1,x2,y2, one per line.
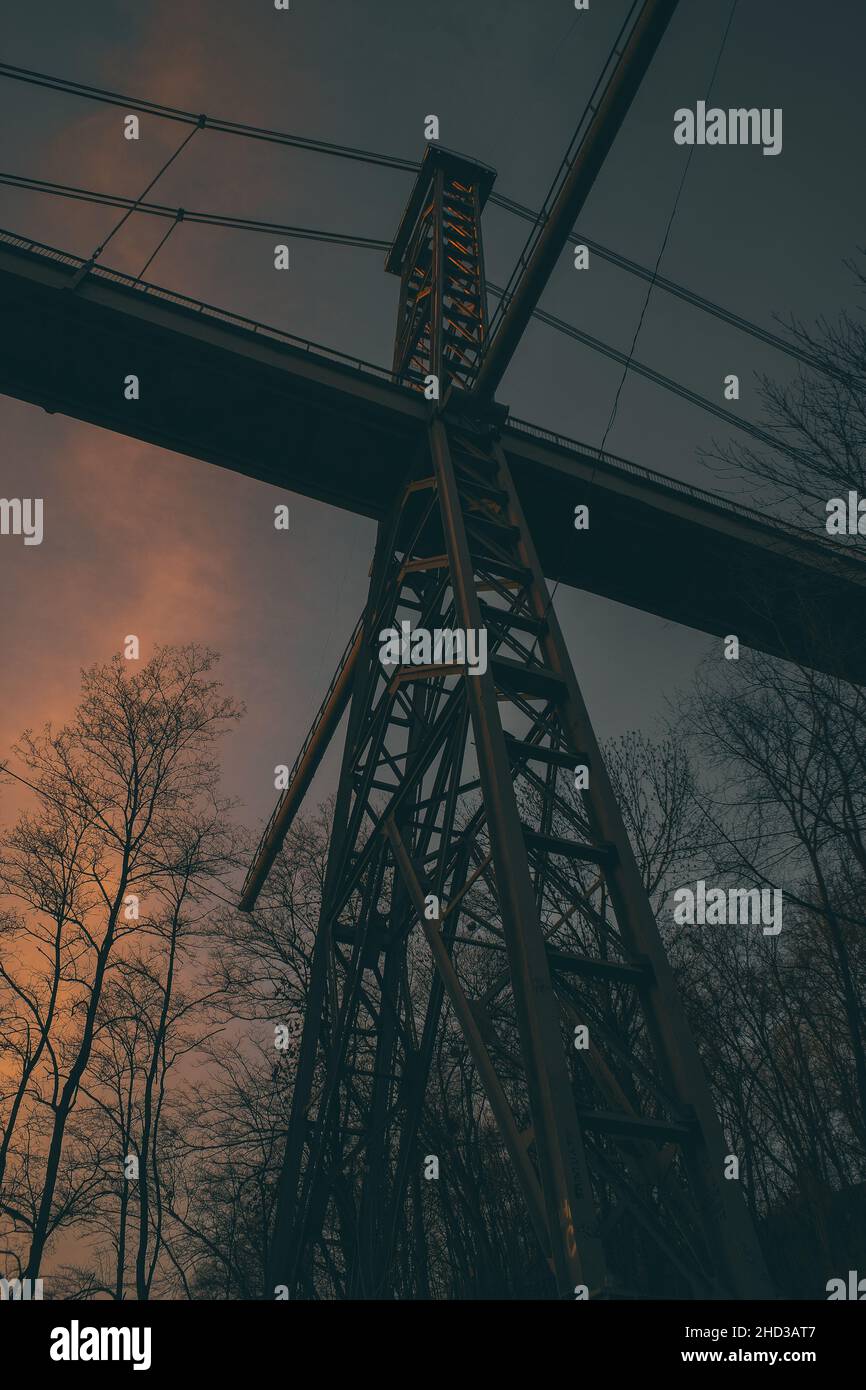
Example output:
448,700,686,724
0,0,863,846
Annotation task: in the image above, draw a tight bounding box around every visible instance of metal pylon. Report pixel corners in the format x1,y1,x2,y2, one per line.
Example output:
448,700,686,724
265,398,774,1300
262,144,773,1301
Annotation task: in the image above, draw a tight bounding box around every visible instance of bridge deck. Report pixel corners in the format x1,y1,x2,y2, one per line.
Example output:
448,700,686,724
1,226,863,682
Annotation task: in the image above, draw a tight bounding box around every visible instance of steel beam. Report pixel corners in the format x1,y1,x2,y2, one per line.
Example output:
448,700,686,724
429,414,607,1295
240,619,363,911
473,0,680,399
490,430,776,1298
384,815,551,1255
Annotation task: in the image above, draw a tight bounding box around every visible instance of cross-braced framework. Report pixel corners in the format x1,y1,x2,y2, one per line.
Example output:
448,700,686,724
261,144,775,1301
389,147,494,392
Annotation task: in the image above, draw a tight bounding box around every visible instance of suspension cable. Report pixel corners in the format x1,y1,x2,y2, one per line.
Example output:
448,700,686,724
0,171,390,250
70,117,204,287
488,282,808,462
0,61,418,172
0,59,842,380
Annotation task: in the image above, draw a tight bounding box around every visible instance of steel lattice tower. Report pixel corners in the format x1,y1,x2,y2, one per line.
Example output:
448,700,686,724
256,142,775,1301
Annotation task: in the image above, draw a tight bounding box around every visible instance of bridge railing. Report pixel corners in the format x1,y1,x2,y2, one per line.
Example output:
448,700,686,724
0,225,400,387
505,415,856,558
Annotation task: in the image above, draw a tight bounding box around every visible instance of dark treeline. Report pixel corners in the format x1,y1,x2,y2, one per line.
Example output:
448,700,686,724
1,648,862,1299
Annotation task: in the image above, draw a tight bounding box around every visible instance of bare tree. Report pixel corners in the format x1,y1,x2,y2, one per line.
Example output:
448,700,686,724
682,652,866,1146
0,645,242,1282
705,256,866,527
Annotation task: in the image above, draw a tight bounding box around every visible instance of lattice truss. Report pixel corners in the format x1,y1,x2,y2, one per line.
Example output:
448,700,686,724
263,131,772,1303
390,152,490,392
273,403,771,1301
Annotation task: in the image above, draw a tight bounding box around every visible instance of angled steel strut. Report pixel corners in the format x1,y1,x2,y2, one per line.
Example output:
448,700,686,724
474,0,681,401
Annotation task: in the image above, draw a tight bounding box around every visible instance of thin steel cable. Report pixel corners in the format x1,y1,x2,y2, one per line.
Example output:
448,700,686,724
133,208,184,283
599,0,741,455
487,192,842,381
0,61,418,172
0,171,390,249
486,284,806,460
72,118,204,285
